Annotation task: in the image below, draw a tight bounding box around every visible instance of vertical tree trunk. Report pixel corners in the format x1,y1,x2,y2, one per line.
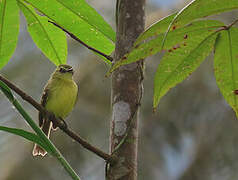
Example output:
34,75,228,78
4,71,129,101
107,0,145,179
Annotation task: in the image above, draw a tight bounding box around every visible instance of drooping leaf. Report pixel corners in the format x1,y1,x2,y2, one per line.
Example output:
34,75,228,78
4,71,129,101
18,1,67,65
23,0,115,64
0,126,51,153
153,28,219,109
56,0,115,42
0,0,19,69
107,20,224,75
214,27,238,117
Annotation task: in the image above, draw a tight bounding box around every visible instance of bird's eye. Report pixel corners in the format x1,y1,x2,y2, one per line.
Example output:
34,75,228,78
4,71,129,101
59,68,66,73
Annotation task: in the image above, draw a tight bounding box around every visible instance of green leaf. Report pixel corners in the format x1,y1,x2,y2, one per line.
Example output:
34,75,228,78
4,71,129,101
214,27,238,117
169,0,238,31
56,0,115,42
135,13,176,45
0,80,14,101
0,0,19,69
23,0,115,64
153,27,219,109
107,20,224,75
139,0,238,47
0,126,52,153
18,1,67,65
160,0,238,52
0,80,52,153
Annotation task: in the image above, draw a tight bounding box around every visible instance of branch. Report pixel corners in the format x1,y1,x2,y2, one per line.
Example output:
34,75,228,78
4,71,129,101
0,74,117,164
48,20,114,62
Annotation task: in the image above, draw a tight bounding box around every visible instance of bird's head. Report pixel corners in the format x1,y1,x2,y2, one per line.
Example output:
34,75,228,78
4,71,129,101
53,64,74,80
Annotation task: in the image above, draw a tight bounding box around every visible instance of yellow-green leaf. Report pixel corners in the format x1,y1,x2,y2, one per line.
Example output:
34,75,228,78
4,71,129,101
162,0,238,49
153,28,219,109
214,27,238,117
0,0,19,69
171,0,238,30
107,20,223,75
23,0,115,64
56,0,115,42
18,1,67,65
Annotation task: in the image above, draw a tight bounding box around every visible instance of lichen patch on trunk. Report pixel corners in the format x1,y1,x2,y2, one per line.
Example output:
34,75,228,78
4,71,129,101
113,101,131,136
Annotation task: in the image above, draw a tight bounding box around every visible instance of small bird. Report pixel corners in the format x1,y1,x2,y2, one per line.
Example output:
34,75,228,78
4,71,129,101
32,64,78,156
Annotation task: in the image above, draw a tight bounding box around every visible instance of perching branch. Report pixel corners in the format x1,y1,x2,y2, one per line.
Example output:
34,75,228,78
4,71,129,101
0,74,117,164
48,20,114,62
0,85,81,180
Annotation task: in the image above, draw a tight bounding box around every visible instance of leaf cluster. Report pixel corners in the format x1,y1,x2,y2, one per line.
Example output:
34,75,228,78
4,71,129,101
108,0,238,116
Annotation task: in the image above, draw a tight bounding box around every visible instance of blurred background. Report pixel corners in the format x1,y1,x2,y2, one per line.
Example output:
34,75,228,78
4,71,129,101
1,0,238,179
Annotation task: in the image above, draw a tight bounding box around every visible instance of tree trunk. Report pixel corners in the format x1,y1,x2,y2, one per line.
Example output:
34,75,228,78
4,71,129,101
107,0,145,179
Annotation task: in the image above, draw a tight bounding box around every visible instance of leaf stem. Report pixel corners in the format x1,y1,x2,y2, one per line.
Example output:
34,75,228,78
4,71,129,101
48,20,114,62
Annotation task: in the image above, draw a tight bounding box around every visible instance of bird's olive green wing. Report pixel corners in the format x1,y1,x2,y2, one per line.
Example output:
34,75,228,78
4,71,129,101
39,87,49,127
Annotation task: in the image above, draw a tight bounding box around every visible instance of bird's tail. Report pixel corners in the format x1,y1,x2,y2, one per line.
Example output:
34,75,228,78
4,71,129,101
32,120,53,157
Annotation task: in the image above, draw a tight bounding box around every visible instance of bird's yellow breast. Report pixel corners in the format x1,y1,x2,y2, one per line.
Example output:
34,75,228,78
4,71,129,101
45,78,78,118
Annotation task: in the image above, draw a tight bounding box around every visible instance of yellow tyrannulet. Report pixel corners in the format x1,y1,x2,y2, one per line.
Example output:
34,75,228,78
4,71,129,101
32,64,78,156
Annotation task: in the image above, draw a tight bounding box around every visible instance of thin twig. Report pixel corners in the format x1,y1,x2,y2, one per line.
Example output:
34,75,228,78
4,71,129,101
215,18,238,33
226,18,238,29
0,74,117,164
226,19,238,29
48,20,113,62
